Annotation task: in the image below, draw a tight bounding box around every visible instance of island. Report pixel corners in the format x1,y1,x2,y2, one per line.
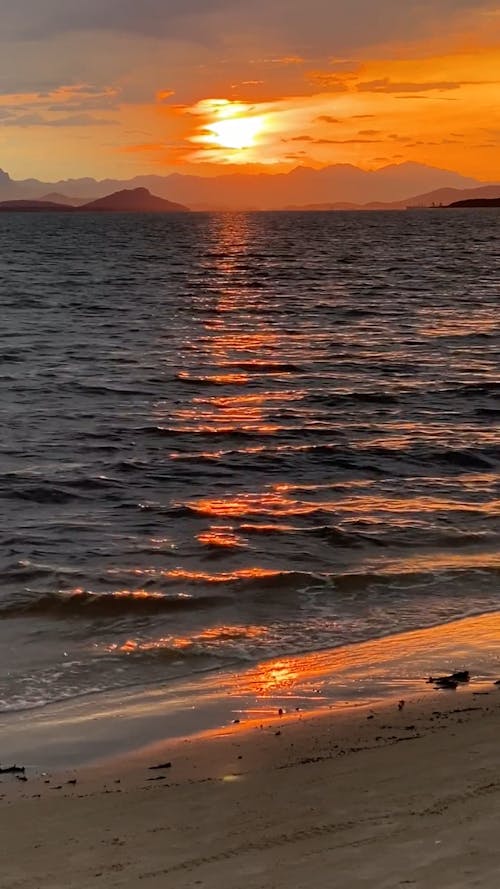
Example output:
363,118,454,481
448,197,500,208
0,188,190,213
80,187,189,212
0,200,75,212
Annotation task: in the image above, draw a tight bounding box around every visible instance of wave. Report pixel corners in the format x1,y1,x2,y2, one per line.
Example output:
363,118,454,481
0,589,229,619
314,391,399,406
219,361,303,373
6,561,500,622
0,352,23,364
439,382,500,398
168,440,500,472
136,425,279,439
2,485,81,504
475,407,500,418
0,475,124,503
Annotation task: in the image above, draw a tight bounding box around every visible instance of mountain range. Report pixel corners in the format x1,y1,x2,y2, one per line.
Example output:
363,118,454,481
0,163,498,211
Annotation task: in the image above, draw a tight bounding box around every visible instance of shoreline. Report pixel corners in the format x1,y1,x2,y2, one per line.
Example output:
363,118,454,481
2,611,500,887
1,610,500,771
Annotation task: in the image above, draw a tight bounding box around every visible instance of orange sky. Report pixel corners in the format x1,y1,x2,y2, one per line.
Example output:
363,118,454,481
0,2,499,181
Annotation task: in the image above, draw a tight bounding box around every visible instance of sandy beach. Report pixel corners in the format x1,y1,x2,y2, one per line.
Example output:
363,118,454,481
2,688,500,888
2,612,500,888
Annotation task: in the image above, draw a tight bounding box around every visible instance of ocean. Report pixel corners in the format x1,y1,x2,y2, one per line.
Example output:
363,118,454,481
0,208,499,713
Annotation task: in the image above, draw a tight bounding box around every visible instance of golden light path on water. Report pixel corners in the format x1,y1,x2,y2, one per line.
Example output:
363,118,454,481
116,210,500,672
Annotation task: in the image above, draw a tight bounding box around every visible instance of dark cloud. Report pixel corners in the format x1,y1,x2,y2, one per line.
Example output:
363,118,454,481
1,0,492,49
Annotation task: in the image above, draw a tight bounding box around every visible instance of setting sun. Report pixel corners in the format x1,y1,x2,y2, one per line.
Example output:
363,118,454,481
207,115,264,150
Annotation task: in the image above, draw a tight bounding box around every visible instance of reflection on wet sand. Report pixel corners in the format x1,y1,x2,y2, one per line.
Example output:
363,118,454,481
215,610,500,723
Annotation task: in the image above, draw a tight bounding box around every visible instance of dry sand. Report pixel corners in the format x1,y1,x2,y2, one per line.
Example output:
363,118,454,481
2,685,500,889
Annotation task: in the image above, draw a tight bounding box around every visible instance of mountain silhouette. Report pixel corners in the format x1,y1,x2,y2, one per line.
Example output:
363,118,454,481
80,187,189,212
0,162,491,210
285,184,500,211
0,199,75,212
0,188,190,213
39,192,88,206
448,196,500,208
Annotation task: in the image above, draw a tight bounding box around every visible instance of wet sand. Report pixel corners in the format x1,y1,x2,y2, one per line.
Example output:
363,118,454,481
2,609,500,770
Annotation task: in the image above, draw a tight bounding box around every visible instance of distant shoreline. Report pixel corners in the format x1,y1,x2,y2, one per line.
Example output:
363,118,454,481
2,202,499,213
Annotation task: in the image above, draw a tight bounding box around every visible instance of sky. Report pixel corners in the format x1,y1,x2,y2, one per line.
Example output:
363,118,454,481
0,0,499,181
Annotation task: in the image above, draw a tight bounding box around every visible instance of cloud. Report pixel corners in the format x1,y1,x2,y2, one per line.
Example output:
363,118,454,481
156,89,176,102
47,86,121,112
266,56,305,65
119,142,168,152
307,72,354,90
316,115,341,123
1,112,117,127
307,74,498,95
282,133,384,145
0,82,120,113
2,0,494,49
357,78,490,92
313,137,383,144
231,80,265,89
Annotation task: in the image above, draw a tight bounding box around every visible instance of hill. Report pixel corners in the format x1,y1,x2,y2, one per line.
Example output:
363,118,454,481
80,188,189,212
448,197,500,208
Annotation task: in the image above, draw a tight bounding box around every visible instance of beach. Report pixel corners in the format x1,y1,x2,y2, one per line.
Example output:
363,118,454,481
1,211,498,888
2,611,500,888
1,5,499,883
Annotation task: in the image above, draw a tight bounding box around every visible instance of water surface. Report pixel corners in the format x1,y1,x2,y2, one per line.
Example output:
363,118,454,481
1,209,499,711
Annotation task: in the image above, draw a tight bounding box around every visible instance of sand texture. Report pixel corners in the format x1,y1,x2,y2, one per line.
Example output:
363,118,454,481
2,686,500,888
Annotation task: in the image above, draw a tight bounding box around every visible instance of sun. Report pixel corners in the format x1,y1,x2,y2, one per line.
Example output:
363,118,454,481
207,115,264,150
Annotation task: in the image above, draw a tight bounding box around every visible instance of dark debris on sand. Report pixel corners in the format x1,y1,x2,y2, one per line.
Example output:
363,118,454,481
427,670,471,690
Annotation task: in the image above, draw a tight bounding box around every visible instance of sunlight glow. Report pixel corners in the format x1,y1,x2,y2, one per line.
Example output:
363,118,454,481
187,99,269,159
207,115,264,150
